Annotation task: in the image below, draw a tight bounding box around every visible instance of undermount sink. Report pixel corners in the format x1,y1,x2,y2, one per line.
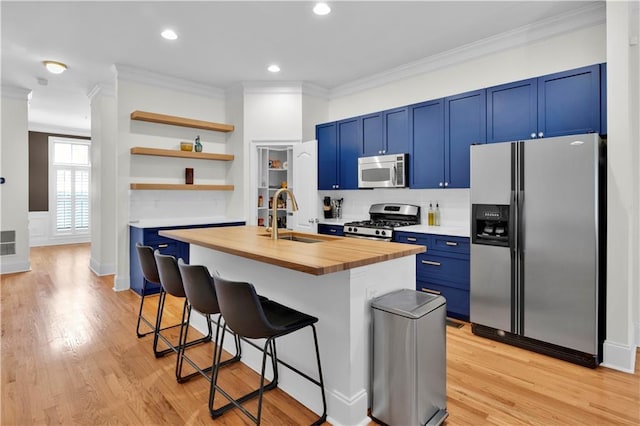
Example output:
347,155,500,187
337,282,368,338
259,233,325,243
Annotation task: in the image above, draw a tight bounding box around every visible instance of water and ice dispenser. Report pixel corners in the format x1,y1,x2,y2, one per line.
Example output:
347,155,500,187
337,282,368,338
471,204,511,247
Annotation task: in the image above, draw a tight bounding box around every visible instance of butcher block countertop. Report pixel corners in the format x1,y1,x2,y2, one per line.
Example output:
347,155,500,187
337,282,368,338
160,225,425,276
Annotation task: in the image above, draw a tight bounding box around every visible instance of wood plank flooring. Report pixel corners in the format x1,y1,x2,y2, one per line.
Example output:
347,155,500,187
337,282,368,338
2,243,638,425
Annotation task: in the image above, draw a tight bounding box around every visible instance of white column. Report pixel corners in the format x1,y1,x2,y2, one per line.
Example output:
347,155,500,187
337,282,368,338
603,1,639,373
0,86,31,273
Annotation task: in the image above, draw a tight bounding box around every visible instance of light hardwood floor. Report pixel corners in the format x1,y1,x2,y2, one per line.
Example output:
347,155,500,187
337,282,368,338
1,244,638,425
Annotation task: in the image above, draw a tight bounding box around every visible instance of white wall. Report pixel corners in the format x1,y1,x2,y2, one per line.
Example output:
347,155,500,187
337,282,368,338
89,84,117,275
0,87,31,274
113,71,230,291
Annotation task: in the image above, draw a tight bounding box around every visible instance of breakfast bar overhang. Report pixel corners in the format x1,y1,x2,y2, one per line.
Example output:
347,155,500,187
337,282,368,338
160,226,424,426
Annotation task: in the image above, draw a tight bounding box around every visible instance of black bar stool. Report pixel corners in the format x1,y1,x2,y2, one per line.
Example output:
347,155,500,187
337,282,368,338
176,260,242,383
134,243,181,338
153,252,213,379
210,276,327,425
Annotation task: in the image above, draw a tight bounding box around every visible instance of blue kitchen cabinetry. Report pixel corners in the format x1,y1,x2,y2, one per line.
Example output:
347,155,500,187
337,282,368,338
486,78,538,143
487,64,602,143
129,221,244,296
316,122,338,190
317,224,344,236
394,231,470,320
362,107,410,156
409,99,444,189
537,64,601,138
444,89,486,189
316,118,361,190
600,63,607,135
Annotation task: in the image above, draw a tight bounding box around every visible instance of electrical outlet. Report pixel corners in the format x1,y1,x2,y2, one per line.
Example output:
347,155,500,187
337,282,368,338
366,286,378,300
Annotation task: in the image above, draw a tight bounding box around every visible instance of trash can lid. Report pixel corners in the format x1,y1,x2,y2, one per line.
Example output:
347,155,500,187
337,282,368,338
371,289,445,319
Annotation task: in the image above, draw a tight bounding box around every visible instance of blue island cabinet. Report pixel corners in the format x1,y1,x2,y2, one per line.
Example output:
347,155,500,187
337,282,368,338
129,221,244,295
394,231,470,321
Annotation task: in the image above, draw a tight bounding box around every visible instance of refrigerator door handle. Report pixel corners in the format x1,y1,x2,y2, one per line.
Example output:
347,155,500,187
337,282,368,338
518,190,525,252
510,190,516,251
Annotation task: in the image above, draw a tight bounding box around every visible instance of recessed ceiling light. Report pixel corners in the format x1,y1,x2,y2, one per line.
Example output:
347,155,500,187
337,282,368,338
267,64,281,73
313,2,331,16
161,29,178,40
43,60,67,74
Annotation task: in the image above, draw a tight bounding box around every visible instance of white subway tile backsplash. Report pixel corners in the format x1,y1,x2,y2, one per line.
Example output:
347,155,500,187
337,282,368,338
130,190,227,222
318,188,470,227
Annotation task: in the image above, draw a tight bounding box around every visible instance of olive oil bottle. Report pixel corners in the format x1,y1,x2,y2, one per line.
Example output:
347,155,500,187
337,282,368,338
428,202,435,226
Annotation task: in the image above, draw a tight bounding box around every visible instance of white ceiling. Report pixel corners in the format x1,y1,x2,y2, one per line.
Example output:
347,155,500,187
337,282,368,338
1,1,601,134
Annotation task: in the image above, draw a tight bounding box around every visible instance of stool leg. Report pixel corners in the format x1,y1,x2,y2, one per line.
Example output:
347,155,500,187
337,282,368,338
310,324,327,425
136,281,155,338
153,289,175,358
175,301,191,382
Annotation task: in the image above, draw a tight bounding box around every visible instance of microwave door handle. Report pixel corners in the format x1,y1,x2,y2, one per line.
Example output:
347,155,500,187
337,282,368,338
392,165,397,186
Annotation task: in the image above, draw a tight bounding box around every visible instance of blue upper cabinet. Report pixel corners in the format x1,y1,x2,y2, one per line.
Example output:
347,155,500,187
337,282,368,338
538,64,600,138
384,107,410,155
361,112,383,156
409,99,444,189
337,117,362,190
445,89,486,189
600,63,607,135
486,78,538,143
316,122,338,190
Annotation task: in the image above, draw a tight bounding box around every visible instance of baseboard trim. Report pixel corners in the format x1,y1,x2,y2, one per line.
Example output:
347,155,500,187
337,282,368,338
113,275,130,292
89,257,116,276
602,340,636,373
635,321,640,349
0,259,31,274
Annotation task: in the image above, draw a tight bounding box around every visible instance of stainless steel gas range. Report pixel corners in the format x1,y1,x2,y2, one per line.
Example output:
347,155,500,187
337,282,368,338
343,203,421,241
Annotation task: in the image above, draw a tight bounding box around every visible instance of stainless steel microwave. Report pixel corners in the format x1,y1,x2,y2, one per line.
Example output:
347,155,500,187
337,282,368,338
358,153,408,188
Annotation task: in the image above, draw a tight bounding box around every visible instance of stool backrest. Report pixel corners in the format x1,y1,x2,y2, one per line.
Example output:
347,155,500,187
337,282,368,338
177,260,220,315
213,276,274,339
154,252,186,298
136,243,160,285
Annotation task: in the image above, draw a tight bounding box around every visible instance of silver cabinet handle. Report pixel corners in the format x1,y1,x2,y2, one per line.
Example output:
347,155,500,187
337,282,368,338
538,131,544,138
157,244,169,248
330,229,336,233
444,182,449,187
422,288,441,295
530,132,536,138
421,260,441,266
445,241,458,246
407,237,417,242
439,182,443,187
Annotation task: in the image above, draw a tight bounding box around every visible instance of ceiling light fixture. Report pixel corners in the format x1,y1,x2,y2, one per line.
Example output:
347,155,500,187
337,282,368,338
161,29,178,40
267,64,281,73
313,2,331,16
43,60,67,74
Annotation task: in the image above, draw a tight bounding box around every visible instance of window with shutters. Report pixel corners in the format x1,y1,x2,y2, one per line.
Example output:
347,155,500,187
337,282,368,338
49,137,91,236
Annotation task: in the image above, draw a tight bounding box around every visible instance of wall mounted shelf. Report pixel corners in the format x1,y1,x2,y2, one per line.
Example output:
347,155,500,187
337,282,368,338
130,147,234,161
130,110,235,133
130,183,234,191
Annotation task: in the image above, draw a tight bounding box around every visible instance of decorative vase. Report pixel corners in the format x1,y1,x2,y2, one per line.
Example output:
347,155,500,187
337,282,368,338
194,135,203,152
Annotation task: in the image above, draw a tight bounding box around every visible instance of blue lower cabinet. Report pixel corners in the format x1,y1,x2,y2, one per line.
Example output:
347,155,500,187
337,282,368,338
417,280,469,321
416,253,470,289
317,224,344,236
129,221,244,296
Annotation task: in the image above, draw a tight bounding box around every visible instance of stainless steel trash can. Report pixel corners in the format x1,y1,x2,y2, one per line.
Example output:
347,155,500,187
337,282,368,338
371,289,448,426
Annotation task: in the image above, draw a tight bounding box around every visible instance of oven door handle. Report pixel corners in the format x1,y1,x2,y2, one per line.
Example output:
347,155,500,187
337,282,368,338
344,233,389,241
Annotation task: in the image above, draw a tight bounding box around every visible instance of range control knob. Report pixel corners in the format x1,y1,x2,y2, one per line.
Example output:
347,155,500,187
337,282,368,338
381,230,387,236
347,227,352,232
375,230,380,235
353,227,358,233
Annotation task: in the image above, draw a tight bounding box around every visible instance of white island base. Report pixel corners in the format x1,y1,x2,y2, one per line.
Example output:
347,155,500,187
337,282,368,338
186,244,415,426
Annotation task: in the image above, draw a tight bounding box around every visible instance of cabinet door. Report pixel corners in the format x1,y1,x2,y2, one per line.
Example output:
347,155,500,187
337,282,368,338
337,117,361,190
445,89,486,189
409,100,444,188
600,63,607,135
361,112,383,156
486,78,538,143
316,122,338,190
384,106,409,155
538,64,600,138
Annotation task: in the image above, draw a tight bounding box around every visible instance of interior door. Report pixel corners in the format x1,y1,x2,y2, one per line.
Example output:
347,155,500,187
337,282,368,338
291,140,318,233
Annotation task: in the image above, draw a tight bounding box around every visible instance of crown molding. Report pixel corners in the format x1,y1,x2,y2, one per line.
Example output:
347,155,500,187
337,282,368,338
330,2,606,98
29,122,91,137
1,86,32,100
87,82,115,101
112,64,225,99
225,81,329,98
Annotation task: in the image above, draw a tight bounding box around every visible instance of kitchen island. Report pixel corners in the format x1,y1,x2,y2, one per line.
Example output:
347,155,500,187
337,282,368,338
160,226,424,426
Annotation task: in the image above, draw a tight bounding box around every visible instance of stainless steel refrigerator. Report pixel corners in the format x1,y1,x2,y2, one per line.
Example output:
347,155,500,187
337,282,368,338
469,133,606,368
